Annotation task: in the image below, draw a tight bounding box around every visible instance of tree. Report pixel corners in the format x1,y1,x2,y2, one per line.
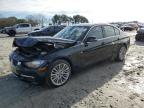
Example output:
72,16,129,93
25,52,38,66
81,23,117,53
0,17,27,28
68,16,74,23
16,19,27,24
26,15,38,26
26,14,47,27
52,14,79,25
60,14,69,23
35,14,47,27
52,14,62,25
73,15,89,23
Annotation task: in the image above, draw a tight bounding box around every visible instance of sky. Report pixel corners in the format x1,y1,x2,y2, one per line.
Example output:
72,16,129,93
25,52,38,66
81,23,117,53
0,0,144,23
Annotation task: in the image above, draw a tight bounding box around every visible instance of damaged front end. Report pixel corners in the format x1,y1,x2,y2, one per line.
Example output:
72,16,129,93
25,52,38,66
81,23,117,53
12,36,75,58
10,36,75,82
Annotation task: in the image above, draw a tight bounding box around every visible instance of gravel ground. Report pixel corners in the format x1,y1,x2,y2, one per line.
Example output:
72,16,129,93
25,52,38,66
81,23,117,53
0,33,144,108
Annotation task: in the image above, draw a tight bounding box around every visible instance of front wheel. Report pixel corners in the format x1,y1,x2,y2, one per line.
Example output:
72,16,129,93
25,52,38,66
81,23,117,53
116,46,127,61
45,60,71,87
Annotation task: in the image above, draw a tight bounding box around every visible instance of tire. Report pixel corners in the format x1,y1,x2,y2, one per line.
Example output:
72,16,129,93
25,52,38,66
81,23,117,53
116,45,127,61
45,59,71,87
8,30,16,37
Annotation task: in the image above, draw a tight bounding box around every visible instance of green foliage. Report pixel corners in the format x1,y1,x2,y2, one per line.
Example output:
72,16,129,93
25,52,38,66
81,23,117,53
52,14,89,25
73,15,89,23
0,14,89,28
0,15,43,28
0,17,28,28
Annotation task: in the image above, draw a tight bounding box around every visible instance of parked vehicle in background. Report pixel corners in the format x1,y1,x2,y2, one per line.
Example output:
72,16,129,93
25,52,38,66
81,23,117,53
135,28,144,41
120,26,135,31
0,23,40,37
120,23,139,31
10,23,130,87
28,25,66,36
110,23,121,28
0,29,4,33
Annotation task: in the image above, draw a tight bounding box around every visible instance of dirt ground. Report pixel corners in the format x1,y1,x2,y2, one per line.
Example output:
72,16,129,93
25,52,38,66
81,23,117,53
0,33,144,108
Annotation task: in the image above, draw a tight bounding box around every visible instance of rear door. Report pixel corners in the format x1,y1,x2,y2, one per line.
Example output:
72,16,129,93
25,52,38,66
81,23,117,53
102,25,118,58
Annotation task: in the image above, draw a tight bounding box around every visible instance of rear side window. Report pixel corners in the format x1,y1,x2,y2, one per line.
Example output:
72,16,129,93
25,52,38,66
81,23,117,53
87,26,103,39
114,27,120,35
103,26,115,37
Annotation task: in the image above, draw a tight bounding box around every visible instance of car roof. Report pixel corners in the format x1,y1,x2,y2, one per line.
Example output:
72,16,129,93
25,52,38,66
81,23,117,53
71,23,113,27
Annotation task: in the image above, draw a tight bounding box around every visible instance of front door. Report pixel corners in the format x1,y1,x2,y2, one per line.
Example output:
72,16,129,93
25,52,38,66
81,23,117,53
80,26,106,66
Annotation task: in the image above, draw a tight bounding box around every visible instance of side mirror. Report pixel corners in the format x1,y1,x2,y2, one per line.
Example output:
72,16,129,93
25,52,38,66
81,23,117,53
86,36,97,42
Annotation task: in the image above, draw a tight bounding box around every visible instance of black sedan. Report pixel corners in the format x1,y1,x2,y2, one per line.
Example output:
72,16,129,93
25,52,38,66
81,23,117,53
10,24,130,87
135,28,144,41
28,25,65,36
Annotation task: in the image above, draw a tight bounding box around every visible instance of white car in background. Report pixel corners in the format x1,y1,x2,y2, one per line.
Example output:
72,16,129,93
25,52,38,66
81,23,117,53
1,23,41,36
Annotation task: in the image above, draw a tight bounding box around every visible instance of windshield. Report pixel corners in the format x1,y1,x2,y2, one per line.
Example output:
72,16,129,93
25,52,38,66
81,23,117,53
54,26,90,41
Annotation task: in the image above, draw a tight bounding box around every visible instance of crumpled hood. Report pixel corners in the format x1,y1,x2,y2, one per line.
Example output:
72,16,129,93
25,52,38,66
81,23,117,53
13,36,75,47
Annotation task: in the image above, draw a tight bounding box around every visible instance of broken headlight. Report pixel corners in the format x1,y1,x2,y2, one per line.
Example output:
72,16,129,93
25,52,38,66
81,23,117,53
25,60,46,68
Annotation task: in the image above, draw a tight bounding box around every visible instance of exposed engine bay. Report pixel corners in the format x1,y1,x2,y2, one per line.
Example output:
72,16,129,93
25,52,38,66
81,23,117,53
13,36,75,58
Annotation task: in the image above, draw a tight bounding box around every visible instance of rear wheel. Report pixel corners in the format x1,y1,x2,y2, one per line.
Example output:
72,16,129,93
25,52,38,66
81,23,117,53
116,46,127,61
45,59,71,87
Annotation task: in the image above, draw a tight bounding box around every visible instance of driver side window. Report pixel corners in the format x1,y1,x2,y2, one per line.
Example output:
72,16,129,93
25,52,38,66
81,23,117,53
87,26,103,39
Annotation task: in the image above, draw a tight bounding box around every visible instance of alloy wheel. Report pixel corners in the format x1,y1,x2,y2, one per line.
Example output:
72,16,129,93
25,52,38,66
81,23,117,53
50,63,71,86
119,46,127,61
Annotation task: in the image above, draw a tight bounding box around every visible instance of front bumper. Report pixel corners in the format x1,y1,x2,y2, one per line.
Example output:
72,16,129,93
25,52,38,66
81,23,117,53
10,56,48,82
